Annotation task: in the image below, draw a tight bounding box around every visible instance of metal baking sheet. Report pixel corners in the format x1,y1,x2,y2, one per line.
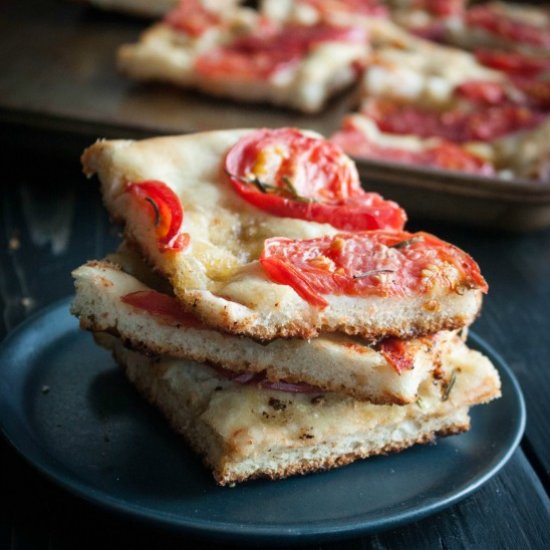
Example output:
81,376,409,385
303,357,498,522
2,0,550,231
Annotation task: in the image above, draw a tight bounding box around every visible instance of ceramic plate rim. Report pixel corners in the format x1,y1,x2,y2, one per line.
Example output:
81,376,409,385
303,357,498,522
0,298,526,543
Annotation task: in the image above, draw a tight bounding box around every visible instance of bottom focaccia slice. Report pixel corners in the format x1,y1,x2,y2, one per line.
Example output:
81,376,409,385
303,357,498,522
96,333,501,486
72,256,467,404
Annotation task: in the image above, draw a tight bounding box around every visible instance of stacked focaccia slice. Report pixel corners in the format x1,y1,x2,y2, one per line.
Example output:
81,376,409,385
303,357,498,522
73,128,500,485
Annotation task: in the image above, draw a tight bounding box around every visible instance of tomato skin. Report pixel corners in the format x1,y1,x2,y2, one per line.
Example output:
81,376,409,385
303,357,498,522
260,231,488,308
475,49,550,77
225,128,406,231
121,290,201,327
126,181,189,252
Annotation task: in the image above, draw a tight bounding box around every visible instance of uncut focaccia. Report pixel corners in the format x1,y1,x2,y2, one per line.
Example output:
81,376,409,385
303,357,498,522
82,129,487,341
117,2,368,113
72,255,468,404
97,332,501,486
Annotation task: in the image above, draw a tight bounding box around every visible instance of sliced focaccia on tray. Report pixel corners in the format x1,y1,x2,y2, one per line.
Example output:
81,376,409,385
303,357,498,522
117,1,369,113
72,255,470,404
419,2,550,56
96,332,501,485
82,129,487,341
331,43,550,179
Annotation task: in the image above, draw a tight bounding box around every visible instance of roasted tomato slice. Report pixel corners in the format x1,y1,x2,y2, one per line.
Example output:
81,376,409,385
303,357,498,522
475,49,550,77
164,0,220,37
331,119,494,175
195,23,367,80
465,5,550,48
126,180,190,252
121,290,200,327
362,98,543,142
225,128,406,231
260,231,487,308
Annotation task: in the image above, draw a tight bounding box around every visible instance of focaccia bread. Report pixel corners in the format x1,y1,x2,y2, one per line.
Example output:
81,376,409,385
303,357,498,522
117,2,369,113
82,129,487,341
331,44,549,179
430,2,550,56
72,256,468,404
97,332,501,485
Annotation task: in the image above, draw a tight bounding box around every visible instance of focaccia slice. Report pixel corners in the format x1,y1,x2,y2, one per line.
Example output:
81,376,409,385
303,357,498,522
72,256,467,404
117,2,368,113
82,129,487,341
97,332,501,485
430,2,550,56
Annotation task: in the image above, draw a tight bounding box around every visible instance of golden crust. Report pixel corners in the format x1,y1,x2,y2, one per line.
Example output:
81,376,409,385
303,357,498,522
213,422,469,485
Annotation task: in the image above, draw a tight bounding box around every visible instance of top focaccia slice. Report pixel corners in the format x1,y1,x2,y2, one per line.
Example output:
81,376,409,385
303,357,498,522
82,129,486,341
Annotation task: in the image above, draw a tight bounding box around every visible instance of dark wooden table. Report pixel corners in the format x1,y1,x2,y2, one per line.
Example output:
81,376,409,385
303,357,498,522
1,1,550,548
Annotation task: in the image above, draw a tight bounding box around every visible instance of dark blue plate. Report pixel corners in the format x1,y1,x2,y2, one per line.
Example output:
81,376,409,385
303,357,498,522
0,298,525,544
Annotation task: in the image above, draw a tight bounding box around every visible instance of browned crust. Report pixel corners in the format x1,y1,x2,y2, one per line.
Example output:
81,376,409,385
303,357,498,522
214,422,469,486
183,288,483,343
106,339,471,487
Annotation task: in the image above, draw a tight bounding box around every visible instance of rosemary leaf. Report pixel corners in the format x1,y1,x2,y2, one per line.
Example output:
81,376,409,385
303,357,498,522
442,370,457,402
145,197,161,227
391,237,423,249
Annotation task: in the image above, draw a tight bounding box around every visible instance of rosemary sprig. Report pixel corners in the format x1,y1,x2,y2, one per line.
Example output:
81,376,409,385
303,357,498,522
353,269,395,279
391,237,423,249
226,170,316,203
145,197,161,227
442,370,457,402
416,396,425,410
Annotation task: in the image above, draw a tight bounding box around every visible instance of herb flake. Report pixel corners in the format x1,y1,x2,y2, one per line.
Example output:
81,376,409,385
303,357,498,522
145,197,161,227
353,269,395,279
391,237,423,249
442,370,457,401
